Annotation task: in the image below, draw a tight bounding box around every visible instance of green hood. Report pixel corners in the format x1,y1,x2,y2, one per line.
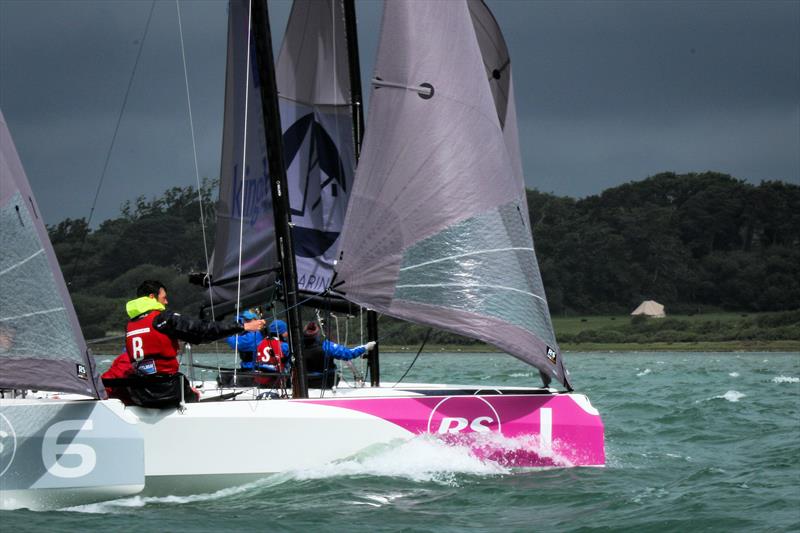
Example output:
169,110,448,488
126,296,166,319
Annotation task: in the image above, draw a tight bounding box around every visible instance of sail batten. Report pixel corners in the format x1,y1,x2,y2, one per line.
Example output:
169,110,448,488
333,0,570,387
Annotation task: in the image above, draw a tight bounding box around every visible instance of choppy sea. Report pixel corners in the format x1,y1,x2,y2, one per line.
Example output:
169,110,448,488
3,351,799,532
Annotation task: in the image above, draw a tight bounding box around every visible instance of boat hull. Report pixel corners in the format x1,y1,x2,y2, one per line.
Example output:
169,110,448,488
129,387,604,495
0,399,145,510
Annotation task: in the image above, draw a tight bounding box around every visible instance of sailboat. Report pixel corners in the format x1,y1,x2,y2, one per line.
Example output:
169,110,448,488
0,110,145,510
3,0,604,504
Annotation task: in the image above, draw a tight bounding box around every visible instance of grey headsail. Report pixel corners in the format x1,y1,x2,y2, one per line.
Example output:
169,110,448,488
333,0,571,388
208,0,279,306
276,0,356,294
0,110,104,397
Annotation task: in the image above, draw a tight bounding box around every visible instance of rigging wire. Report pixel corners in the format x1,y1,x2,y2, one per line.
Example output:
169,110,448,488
392,328,432,387
176,0,215,320
233,0,255,371
68,0,156,285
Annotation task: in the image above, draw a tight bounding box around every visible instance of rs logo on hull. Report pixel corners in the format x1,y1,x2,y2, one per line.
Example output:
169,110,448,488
426,397,502,434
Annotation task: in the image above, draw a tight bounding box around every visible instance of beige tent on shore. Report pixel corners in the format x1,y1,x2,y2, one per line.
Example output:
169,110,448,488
631,300,666,318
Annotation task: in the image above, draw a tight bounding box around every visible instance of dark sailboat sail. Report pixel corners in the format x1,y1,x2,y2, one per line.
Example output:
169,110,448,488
0,110,105,397
332,0,571,388
208,0,356,307
207,0,278,306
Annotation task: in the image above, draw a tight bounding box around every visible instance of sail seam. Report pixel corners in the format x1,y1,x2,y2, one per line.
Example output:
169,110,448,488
399,247,534,271
1,307,66,322
0,248,44,276
395,283,547,303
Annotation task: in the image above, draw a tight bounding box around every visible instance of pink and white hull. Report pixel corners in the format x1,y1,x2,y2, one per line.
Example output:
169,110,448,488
129,385,604,495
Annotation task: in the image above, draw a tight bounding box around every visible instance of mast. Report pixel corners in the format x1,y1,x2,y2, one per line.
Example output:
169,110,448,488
342,0,379,386
251,0,308,398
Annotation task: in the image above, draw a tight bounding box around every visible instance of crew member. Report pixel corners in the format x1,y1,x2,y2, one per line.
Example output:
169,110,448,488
123,280,265,404
302,321,376,388
225,310,264,370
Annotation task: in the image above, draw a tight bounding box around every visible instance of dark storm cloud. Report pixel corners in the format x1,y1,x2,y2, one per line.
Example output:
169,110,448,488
1,0,797,226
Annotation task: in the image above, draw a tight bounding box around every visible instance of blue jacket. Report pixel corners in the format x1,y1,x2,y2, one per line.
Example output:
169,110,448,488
225,331,263,353
322,339,366,361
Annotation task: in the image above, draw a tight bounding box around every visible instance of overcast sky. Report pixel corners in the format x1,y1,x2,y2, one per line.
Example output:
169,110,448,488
1,0,798,226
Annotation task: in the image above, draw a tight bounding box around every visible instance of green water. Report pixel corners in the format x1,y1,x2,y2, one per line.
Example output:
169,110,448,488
5,352,800,532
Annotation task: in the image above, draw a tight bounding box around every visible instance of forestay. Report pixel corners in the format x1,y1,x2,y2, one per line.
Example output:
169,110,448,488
276,0,356,295
333,0,571,388
0,110,104,397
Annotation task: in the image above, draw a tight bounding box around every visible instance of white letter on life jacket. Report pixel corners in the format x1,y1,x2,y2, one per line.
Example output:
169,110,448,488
470,416,494,432
437,417,468,434
131,337,144,360
42,420,97,478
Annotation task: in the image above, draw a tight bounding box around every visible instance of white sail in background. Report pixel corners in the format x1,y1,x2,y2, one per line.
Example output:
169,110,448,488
0,110,104,397
333,0,570,387
276,0,356,294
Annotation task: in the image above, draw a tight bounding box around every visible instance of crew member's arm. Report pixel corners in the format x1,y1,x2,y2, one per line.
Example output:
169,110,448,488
322,340,376,361
153,311,264,345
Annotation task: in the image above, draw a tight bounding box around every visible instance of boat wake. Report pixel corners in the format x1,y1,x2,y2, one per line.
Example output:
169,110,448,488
63,432,575,512
63,478,278,513
291,434,510,484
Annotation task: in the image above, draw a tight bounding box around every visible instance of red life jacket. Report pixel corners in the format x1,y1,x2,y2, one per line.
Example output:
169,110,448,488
125,310,180,375
256,337,284,371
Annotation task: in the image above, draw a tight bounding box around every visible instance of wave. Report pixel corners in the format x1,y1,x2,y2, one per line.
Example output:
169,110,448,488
65,433,560,513
729,372,740,377
63,478,276,514
772,376,799,384
717,390,745,402
289,434,511,484
636,368,651,377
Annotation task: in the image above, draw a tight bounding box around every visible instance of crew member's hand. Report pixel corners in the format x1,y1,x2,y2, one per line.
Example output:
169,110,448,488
365,341,377,352
243,319,266,332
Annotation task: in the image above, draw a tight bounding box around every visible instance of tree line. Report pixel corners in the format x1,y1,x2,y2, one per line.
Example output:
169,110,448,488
48,172,799,339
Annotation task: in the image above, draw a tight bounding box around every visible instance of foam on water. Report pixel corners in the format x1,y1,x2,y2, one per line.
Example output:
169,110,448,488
719,390,745,402
64,478,280,514
289,434,509,485
772,376,799,383
729,372,740,377
636,368,651,377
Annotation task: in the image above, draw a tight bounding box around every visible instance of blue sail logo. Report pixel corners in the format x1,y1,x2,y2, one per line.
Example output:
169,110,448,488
283,113,349,259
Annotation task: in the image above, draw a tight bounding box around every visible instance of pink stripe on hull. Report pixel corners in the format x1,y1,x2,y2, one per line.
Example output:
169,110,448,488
307,394,604,467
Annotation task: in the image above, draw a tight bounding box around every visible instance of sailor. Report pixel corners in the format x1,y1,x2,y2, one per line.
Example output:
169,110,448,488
225,310,264,370
302,321,376,388
254,332,286,372
125,279,265,378
266,319,290,355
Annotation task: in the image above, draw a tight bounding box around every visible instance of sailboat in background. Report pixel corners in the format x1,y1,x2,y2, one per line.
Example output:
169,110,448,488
0,110,144,510
3,0,603,506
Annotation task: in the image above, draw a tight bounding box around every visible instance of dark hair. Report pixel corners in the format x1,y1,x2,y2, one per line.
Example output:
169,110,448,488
137,280,166,298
